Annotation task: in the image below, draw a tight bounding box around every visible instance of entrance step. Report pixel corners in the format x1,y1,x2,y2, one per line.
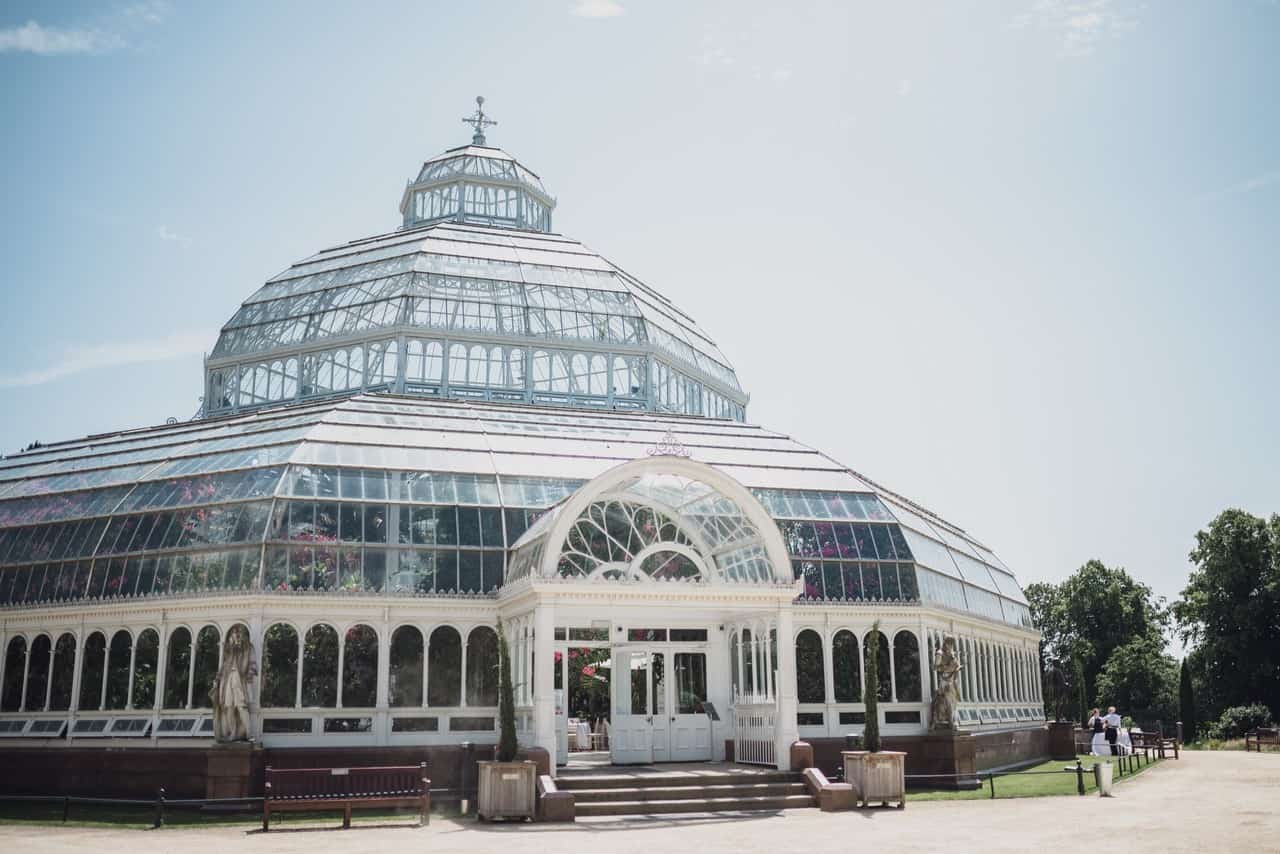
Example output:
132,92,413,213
557,767,816,817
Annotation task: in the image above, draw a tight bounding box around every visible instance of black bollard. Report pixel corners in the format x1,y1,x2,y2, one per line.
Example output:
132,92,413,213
154,786,165,829
1075,759,1085,795
460,742,475,814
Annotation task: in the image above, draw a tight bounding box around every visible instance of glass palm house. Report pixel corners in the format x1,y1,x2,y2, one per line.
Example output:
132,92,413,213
0,103,1044,774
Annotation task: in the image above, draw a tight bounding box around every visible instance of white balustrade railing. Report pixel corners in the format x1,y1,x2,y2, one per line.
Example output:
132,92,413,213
733,701,777,766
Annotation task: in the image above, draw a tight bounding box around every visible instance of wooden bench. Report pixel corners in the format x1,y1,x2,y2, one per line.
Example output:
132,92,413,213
1245,727,1280,752
1132,727,1179,760
263,763,430,831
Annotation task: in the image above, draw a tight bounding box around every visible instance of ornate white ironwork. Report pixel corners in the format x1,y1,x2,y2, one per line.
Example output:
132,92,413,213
646,430,691,458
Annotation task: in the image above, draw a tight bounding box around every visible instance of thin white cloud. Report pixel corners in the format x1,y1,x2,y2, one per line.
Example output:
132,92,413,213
0,2,169,56
156,224,192,246
1013,0,1140,58
0,329,214,388
0,21,121,55
897,78,913,97
1199,170,1280,201
571,0,625,18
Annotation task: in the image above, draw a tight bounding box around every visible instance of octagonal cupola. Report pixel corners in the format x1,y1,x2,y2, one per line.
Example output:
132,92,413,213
399,97,555,232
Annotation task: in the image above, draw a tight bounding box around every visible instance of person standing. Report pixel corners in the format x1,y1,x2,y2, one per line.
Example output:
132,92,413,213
1104,705,1122,756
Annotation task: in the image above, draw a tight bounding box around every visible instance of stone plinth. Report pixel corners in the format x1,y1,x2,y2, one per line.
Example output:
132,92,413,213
916,730,979,789
1048,721,1077,760
205,742,261,800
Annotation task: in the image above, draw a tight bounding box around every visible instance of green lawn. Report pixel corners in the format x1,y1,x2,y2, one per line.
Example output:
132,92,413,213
907,756,1164,801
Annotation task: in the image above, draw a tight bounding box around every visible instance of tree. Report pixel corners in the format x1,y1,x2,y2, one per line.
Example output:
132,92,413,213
1074,657,1088,726
496,622,518,763
1178,659,1196,742
1173,509,1280,724
863,622,881,752
1094,636,1178,724
1025,561,1168,713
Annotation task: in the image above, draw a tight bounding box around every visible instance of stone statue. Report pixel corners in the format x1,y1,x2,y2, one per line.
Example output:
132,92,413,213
929,635,963,731
211,624,257,743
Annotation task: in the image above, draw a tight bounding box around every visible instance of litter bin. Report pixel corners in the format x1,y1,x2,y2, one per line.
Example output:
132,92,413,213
1094,761,1114,797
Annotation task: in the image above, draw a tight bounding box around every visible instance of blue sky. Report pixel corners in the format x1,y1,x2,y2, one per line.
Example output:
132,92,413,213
1,1,1277,632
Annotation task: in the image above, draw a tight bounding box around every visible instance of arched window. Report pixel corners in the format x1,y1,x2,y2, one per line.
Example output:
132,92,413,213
342,625,378,708
78,631,106,710
866,630,891,702
105,630,132,709
2,636,26,711
427,626,462,706
832,630,861,703
192,625,221,709
164,628,192,709
49,633,76,711
24,634,52,711
795,629,825,704
132,629,159,709
893,631,922,702
466,626,499,706
390,626,424,707
261,623,299,708
302,624,338,707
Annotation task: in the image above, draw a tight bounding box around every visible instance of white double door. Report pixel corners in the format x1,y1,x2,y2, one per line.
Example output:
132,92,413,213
611,646,711,764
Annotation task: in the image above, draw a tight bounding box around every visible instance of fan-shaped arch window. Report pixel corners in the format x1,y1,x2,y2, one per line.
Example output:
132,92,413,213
342,624,378,708
2,636,26,711
893,630,922,702
466,626,499,706
131,629,159,709
78,631,106,710
427,626,462,707
795,629,825,704
832,629,861,703
164,627,192,709
390,625,424,707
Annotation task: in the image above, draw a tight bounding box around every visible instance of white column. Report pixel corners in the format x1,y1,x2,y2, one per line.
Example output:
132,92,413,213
533,600,556,775
888,631,898,703
43,638,56,711
774,607,800,770
68,629,83,714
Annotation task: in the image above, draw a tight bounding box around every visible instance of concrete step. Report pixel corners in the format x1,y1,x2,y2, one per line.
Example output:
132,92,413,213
571,782,810,803
575,793,816,817
557,770,803,790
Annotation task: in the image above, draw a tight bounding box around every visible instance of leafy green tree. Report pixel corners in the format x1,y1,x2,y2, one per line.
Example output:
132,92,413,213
863,622,881,752
1025,561,1168,713
1074,657,1088,725
1173,509,1280,723
1178,659,1196,741
1094,636,1178,724
496,622,518,763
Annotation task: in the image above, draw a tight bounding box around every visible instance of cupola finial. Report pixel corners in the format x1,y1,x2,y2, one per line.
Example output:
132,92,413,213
462,95,497,146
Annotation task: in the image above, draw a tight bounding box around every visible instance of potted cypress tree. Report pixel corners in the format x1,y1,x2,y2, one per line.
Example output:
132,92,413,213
477,621,536,821
842,622,906,809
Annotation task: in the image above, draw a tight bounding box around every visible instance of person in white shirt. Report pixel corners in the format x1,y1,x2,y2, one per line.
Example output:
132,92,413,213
1104,706,1122,755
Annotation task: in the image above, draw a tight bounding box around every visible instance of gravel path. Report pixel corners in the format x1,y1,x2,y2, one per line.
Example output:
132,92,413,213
3,750,1277,854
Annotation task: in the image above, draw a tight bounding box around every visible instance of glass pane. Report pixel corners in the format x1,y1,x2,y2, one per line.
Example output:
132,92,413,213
674,652,706,714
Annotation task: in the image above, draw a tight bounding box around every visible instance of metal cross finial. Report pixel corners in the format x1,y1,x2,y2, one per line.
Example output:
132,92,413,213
462,95,497,145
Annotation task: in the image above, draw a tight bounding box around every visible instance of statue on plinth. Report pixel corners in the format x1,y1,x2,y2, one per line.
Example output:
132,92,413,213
929,635,963,731
211,624,257,743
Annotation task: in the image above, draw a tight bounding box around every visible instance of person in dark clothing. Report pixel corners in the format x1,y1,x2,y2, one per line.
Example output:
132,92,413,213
1104,706,1122,755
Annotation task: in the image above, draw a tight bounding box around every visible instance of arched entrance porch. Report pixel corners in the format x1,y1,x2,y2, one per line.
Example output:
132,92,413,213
498,455,803,771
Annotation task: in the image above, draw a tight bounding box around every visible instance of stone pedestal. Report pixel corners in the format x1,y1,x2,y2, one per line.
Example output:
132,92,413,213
1048,721,1077,760
916,730,979,789
205,742,261,800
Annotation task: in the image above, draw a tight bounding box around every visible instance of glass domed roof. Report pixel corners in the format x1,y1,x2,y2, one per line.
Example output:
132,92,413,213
205,125,745,422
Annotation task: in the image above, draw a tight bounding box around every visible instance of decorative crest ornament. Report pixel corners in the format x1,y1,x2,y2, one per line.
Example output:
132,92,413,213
462,95,497,145
646,430,691,458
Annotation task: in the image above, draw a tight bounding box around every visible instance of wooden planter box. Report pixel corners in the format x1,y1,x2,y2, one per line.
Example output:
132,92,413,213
842,750,907,809
477,761,537,821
